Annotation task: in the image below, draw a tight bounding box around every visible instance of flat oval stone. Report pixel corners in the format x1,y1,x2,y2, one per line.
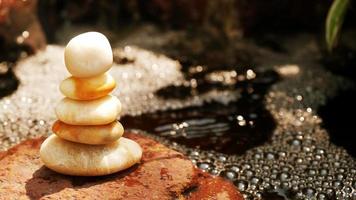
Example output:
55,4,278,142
40,134,142,176
64,32,113,78
60,73,116,100
52,120,124,145
55,95,121,125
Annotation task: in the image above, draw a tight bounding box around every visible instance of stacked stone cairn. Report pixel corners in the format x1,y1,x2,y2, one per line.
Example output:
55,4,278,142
40,32,142,176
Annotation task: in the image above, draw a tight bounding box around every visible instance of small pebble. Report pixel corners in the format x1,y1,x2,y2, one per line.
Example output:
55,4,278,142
64,32,113,78
55,95,121,125
60,73,116,100
52,120,124,145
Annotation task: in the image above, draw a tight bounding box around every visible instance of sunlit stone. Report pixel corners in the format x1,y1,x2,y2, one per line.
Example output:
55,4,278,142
60,73,116,100
40,134,142,176
52,120,124,145
64,32,113,78
55,95,121,125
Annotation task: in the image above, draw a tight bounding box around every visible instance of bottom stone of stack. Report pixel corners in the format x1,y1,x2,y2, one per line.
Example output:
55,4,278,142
52,120,124,145
40,135,142,176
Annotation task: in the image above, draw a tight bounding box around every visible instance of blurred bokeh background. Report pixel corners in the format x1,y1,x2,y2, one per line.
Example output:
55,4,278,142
0,0,355,52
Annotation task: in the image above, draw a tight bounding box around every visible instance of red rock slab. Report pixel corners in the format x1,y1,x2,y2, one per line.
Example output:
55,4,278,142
0,132,243,200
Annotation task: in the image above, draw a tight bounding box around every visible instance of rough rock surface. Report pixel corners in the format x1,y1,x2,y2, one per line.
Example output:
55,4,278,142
0,132,242,200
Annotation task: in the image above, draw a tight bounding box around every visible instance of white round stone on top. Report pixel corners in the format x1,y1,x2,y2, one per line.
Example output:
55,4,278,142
64,32,113,78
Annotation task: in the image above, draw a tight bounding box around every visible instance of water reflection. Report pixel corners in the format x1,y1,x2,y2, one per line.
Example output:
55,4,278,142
122,64,279,154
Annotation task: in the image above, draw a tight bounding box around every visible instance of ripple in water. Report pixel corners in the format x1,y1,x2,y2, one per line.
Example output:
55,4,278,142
122,67,278,155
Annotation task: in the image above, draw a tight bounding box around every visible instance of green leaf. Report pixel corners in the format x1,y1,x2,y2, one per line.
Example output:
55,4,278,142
326,0,350,52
